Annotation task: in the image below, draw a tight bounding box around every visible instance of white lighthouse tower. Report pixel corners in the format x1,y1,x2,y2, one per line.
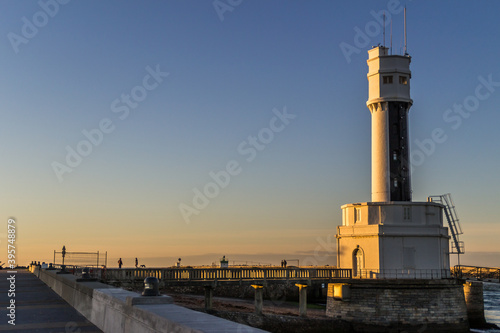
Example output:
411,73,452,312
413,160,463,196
367,46,412,202
336,45,451,279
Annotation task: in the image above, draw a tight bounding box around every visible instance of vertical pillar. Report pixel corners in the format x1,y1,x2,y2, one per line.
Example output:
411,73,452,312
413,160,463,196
204,286,213,311
463,281,486,327
251,285,264,315
295,284,308,317
370,103,390,202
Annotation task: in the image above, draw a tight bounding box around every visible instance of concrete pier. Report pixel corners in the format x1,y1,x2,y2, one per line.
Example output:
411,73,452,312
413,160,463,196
29,265,268,333
0,269,102,332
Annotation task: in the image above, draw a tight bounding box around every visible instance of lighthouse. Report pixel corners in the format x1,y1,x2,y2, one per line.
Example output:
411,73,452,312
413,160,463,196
328,16,470,331
335,45,451,279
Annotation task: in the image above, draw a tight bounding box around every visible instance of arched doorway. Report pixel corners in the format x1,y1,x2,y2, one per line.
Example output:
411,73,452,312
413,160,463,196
353,247,364,277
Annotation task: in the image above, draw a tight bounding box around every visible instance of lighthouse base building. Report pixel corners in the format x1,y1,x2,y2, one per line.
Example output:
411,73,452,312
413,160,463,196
329,202,469,332
329,201,469,333
337,201,451,279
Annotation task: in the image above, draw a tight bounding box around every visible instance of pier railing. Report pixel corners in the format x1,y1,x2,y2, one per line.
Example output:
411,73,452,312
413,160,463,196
453,265,500,282
98,267,351,284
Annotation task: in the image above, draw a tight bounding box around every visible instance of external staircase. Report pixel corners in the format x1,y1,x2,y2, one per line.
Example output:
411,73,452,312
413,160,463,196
428,193,465,263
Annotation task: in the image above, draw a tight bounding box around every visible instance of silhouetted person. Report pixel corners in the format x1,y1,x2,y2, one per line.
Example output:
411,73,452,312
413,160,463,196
118,258,123,269
284,260,287,268
135,258,138,268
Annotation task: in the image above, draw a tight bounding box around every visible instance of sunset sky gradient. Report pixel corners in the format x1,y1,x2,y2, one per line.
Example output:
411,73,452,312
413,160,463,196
1,1,499,267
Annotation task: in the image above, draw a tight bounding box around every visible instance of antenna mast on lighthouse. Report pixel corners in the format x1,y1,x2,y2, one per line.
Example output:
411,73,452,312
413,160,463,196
404,7,407,54
383,13,386,46
390,19,393,55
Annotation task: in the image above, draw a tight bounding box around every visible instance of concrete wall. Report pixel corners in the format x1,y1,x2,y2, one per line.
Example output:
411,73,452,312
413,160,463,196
31,265,267,333
326,279,470,333
463,281,486,327
341,202,444,226
380,233,444,271
336,228,379,275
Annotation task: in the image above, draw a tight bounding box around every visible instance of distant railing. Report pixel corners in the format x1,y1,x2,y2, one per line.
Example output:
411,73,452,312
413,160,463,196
355,269,451,279
48,264,101,278
53,250,107,269
453,265,500,281
41,265,461,282
99,267,352,283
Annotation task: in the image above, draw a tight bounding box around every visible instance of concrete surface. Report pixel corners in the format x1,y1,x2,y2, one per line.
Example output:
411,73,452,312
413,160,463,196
33,266,269,333
0,269,102,332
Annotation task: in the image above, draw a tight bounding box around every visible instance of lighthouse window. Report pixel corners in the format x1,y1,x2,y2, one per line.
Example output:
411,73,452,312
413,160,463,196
399,76,408,85
355,208,361,222
383,75,393,84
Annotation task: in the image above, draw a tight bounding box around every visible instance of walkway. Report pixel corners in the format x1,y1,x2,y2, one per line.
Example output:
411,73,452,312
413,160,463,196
0,269,102,332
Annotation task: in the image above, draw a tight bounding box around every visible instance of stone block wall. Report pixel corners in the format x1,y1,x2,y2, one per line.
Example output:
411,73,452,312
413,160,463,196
326,279,469,333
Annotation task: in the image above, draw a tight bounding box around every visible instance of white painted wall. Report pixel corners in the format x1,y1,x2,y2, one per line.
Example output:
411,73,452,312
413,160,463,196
337,202,451,278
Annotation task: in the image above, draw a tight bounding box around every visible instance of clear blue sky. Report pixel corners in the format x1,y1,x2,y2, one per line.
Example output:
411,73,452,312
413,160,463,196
1,1,499,266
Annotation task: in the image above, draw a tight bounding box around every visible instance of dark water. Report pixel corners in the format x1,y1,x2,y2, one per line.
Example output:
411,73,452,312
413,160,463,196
473,282,500,333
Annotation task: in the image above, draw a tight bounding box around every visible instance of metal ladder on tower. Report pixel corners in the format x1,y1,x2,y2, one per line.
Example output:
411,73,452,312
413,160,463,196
428,194,465,262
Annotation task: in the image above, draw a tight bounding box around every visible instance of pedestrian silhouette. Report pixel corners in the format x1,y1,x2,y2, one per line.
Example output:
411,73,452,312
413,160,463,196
135,258,138,268
118,258,123,269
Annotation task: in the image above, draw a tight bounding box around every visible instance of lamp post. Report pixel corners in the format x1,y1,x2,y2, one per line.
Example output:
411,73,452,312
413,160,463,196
61,245,66,271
